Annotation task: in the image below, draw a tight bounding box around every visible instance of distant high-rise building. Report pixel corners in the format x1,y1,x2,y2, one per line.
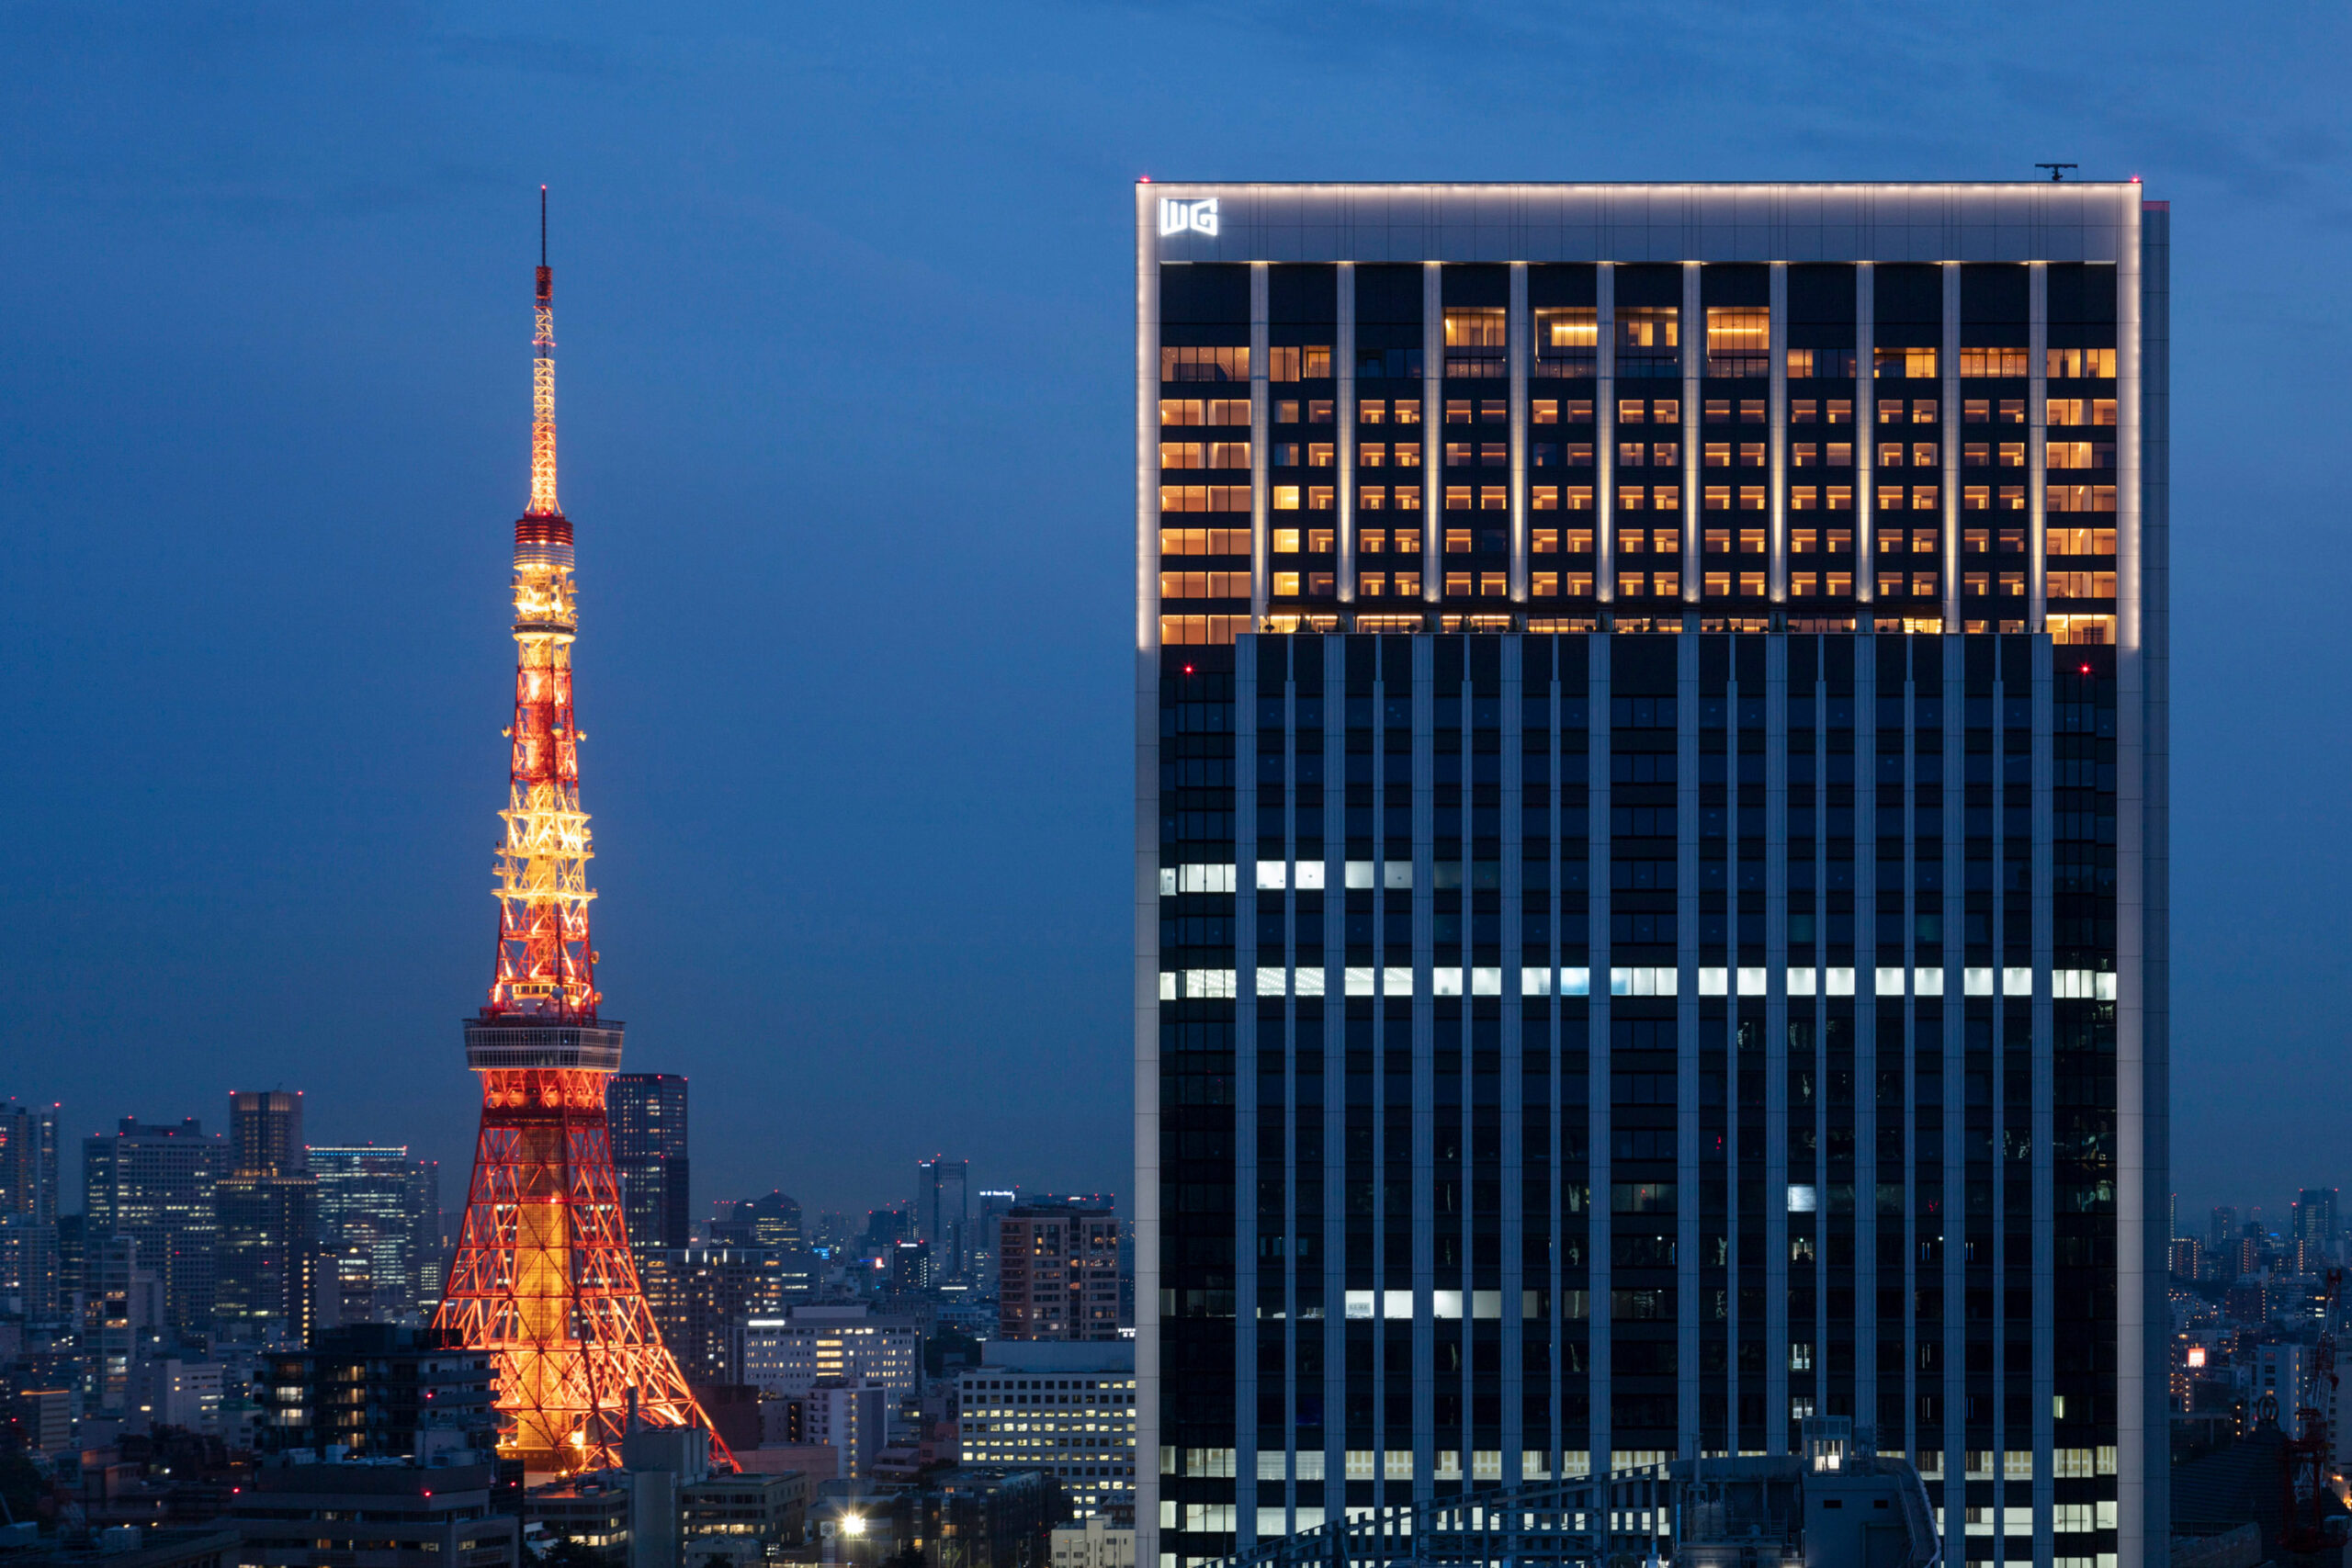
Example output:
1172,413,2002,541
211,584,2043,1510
311,1145,437,1324
55,1212,83,1303
890,1239,933,1295
710,1192,803,1248
864,1204,912,1251
608,1073,692,1257
998,1205,1121,1342
215,1090,319,1345
413,1158,441,1313
2210,1205,2239,1258
85,1116,227,1333
230,1090,305,1177
974,1190,1018,1289
2294,1190,2336,1247
0,1100,62,1318
83,1234,161,1411
915,1158,971,1280
745,1190,803,1248
638,1246,806,1386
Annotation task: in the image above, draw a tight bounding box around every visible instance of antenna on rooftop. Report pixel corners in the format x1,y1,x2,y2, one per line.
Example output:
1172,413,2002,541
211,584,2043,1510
2035,164,2078,182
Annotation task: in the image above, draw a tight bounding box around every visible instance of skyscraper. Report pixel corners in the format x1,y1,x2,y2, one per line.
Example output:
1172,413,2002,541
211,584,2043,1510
413,1156,441,1314
216,1090,319,1344
915,1157,970,1280
2287,1190,2338,1277
85,1116,227,1334
311,1145,437,1324
609,1074,693,1256
431,194,714,1476
1136,182,2167,1568
230,1090,306,1177
0,1100,62,1318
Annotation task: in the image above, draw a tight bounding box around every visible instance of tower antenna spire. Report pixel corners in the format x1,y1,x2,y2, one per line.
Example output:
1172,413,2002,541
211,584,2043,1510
527,191,558,520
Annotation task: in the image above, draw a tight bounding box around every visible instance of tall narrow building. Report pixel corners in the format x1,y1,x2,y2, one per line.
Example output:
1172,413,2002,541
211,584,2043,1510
83,1235,161,1411
432,192,718,1477
608,1073,692,1257
915,1156,970,1280
1136,183,2167,1568
0,1100,62,1319
216,1089,319,1344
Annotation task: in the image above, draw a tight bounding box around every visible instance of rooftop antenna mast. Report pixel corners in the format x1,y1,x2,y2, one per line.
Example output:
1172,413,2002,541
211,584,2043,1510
2035,163,2078,182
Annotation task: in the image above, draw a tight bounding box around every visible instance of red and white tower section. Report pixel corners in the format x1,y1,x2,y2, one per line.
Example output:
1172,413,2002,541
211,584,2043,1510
434,195,723,1477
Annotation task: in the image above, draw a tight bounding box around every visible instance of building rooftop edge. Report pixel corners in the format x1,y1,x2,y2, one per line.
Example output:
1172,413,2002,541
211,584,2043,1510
1136,178,2145,191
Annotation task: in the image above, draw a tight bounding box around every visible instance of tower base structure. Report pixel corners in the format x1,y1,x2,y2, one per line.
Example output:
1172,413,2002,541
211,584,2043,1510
434,1016,723,1477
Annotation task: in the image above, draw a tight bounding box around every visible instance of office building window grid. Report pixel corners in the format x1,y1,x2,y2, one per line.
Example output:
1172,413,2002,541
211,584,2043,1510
958,1371,1140,1519
1141,185,2163,1568
1155,260,2119,644
1155,632,2120,1563
1000,1210,1125,1341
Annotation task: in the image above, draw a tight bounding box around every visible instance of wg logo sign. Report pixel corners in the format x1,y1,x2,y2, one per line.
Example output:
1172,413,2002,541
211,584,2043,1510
1159,197,1220,238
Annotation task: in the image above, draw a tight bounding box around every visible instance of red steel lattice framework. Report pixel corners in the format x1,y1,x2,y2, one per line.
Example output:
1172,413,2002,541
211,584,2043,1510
433,192,728,1477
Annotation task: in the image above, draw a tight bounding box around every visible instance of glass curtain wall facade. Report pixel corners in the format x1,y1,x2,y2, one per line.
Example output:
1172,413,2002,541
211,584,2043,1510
608,1073,693,1256
1135,184,2167,1568
311,1147,439,1324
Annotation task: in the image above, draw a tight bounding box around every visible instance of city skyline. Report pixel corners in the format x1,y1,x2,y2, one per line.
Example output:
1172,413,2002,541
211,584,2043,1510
4,3,2348,1247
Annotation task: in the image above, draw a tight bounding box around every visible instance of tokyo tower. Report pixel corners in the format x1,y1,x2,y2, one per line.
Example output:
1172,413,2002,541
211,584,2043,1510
433,191,724,1477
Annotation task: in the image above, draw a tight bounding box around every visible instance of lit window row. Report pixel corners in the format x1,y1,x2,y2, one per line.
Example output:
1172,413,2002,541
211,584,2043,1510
1174,564,2113,606
1167,340,2112,386
1162,388,2109,433
1175,964,2111,1003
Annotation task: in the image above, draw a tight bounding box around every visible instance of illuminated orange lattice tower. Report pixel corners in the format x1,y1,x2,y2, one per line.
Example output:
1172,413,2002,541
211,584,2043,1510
434,192,726,1478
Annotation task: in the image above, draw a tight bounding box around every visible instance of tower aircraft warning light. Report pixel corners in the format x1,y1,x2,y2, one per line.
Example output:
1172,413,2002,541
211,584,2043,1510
432,191,728,1478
